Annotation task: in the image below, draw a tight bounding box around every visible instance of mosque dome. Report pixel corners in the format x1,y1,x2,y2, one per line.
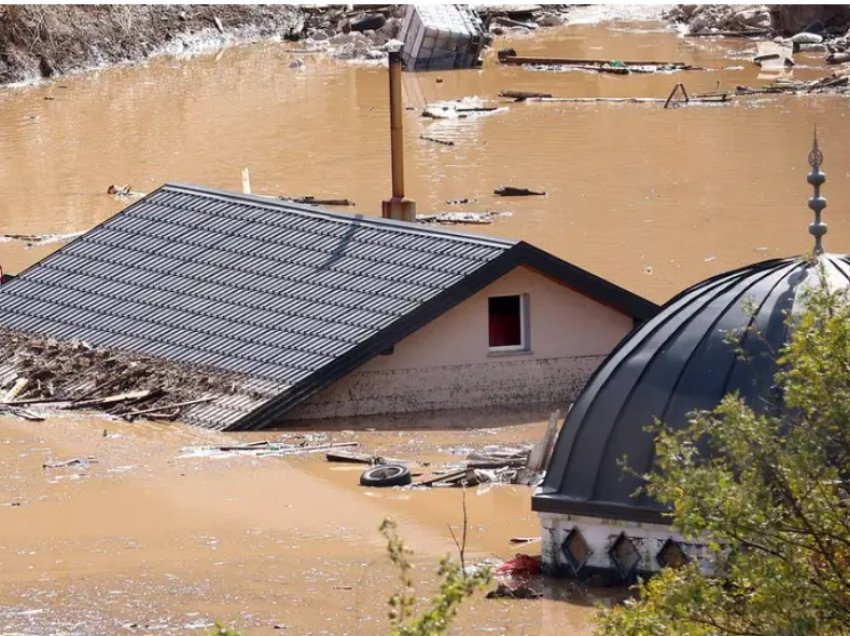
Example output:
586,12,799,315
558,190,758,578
533,133,844,527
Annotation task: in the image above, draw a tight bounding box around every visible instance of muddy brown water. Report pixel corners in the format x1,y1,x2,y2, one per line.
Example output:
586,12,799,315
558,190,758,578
0,14,848,634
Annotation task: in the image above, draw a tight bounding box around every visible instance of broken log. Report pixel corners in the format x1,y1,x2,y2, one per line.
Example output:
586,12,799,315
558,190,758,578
687,28,771,38
499,90,553,101
419,135,455,146
64,389,156,410
4,406,44,421
495,186,546,197
124,396,215,419
827,52,850,65
281,196,356,206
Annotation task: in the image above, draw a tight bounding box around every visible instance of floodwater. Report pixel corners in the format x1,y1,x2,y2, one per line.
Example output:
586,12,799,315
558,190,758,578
1,17,849,303
0,11,848,635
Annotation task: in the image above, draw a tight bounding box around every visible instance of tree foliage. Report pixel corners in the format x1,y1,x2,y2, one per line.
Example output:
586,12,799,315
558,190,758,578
380,518,491,636
597,275,850,635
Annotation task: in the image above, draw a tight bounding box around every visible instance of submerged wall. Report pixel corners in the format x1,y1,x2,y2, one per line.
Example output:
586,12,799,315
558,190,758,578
284,265,634,420
538,511,714,580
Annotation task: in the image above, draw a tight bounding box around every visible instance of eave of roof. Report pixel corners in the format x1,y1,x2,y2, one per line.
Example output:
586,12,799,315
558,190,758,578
232,241,659,430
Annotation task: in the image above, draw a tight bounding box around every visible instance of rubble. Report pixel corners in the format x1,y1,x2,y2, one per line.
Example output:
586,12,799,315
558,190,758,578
0,328,256,422
409,433,556,488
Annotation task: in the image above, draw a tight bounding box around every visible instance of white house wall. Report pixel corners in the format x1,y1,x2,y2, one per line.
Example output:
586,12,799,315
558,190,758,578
284,265,635,420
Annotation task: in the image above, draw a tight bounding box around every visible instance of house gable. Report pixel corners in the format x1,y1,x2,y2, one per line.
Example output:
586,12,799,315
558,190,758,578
282,265,637,421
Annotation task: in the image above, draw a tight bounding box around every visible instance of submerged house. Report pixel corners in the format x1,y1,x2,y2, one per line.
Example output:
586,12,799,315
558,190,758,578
533,136,840,580
0,183,656,430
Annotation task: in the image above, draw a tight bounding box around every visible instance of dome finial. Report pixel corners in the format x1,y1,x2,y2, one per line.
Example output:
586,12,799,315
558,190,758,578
807,127,827,255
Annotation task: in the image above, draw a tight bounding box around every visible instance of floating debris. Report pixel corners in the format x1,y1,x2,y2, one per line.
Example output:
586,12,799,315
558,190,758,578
180,440,359,459
0,231,84,247
280,195,356,206
422,97,504,119
495,186,545,197
107,185,145,198
417,211,512,225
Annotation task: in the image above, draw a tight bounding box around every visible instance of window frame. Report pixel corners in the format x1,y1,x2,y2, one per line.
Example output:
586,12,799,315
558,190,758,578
487,293,529,353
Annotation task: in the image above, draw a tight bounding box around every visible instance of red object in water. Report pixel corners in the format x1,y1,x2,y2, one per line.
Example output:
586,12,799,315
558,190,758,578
496,554,541,576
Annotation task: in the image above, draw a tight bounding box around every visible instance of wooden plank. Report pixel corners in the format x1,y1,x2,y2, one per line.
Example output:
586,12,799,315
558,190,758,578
125,397,215,418
527,409,561,472
64,389,154,410
326,451,376,464
4,378,28,402
499,55,687,67
412,468,470,487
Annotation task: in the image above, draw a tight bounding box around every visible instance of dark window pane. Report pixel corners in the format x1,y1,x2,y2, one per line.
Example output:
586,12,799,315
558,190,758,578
489,295,521,347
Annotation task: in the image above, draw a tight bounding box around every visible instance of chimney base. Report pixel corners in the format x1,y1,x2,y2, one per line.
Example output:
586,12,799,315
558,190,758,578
382,197,417,223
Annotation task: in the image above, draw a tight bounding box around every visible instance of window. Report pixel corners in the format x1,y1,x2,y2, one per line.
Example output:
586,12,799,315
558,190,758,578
488,294,527,351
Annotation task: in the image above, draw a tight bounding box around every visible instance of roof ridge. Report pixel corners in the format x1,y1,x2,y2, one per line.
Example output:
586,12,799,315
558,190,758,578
162,182,519,250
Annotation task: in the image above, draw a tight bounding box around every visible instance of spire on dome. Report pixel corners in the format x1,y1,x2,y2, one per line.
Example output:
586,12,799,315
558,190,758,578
807,127,827,255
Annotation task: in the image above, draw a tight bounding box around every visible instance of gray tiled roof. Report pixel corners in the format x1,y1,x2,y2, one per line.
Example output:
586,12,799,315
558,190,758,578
0,184,657,430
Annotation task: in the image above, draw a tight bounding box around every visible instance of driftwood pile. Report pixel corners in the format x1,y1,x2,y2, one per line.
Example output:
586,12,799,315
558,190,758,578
0,329,249,422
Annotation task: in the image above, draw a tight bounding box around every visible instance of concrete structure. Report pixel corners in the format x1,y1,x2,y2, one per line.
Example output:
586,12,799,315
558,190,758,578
533,134,842,581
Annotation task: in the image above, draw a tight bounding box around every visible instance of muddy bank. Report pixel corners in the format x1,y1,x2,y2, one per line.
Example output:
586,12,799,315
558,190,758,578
0,5,585,85
0,5,305,84
666,4,850,41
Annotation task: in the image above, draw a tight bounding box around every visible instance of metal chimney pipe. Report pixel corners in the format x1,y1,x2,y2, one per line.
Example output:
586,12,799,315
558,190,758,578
382,45,416,222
